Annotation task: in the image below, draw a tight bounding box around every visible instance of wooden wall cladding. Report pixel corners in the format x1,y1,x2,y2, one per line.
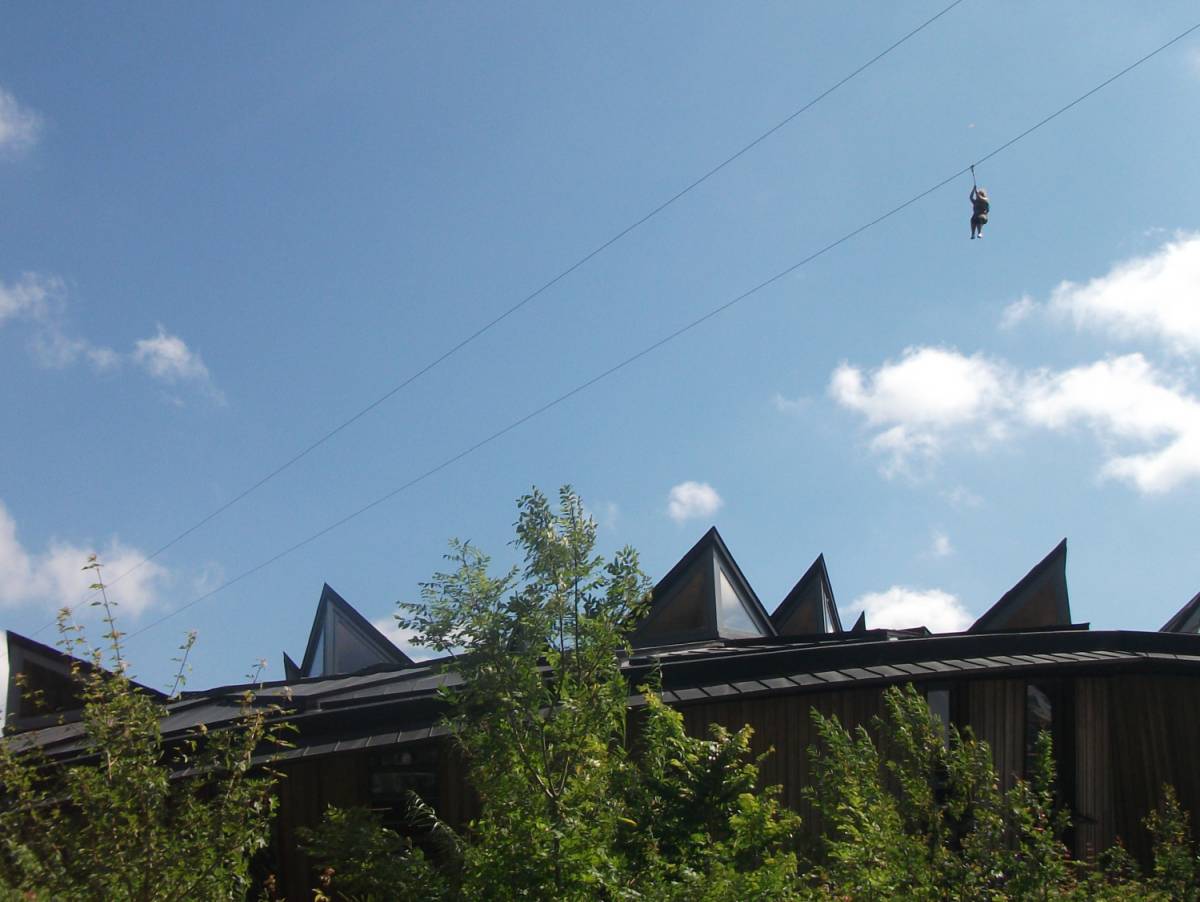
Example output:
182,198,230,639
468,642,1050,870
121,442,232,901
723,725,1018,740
1107,675,1200,865
1074,677,1114,858
678,687,884,842
964,678,1025,793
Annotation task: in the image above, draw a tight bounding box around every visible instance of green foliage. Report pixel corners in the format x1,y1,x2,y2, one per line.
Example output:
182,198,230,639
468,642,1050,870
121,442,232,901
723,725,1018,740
299,802,456,902
806,685,1081,900
399,487,651,899
396,486,800,900
618,694,802,901
805,683,1200,901
1145,785,1200,900
0,558,288,902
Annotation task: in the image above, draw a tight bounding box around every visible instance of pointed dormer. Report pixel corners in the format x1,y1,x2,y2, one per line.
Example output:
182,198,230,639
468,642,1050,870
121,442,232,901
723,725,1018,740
970,539,1071,633
293,584,411,679
772,554,843,636
850,611,867,633
1161,591,1200,634
631,527,775,648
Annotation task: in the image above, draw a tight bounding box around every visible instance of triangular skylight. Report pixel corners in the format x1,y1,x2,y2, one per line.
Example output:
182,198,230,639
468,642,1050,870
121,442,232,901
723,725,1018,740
293,584,412,678
631,528,774,647
772,554,843,636
970,539,1071,633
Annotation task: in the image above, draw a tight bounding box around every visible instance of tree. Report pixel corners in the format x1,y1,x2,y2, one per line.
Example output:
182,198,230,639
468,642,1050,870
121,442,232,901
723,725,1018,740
0,557,288,902
394,486,800,900
805,683,1200,901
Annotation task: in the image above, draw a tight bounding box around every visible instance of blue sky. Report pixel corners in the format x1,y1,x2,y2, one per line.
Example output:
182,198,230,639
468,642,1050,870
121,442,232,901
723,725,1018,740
2,2,1199,690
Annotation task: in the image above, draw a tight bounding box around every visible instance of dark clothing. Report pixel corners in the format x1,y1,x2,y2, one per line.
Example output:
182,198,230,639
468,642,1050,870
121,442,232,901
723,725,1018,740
971,188,989,223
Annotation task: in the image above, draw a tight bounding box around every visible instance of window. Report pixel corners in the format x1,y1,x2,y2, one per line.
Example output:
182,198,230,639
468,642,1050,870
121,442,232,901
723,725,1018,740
926,687,952,745
1024,682,1054,775
715,568,766,639
369,746,439,831
1023,679,1074,823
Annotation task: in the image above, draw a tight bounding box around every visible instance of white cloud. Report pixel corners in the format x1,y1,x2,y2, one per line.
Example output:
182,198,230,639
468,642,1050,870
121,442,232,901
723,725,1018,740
930,531,953,558
2,284,219,399
372,616,438,662
830,346,1011,428
29,323,121,371
833,346,1200,495
666,481,723,524
0,88,41,155
847,587,973,633
1,274,120,371
830,346,1013,475
0,273,57,326
1014,233,1200,356
0,500,169,619
133,325,212,384
1023,354,1200,494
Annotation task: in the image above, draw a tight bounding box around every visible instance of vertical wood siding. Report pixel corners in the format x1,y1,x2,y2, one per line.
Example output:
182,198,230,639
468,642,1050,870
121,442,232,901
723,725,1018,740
1108,675,1200,864
964,679,1025,792
1074,677,1113,858
679,687,883,841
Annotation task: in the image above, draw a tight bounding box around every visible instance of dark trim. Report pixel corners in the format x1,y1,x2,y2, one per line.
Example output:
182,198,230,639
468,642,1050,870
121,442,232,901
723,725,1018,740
1161,590,1200,633
283,653,301,682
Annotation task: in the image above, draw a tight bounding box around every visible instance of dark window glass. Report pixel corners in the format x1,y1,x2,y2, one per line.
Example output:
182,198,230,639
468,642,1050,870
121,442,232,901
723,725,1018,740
639,565,708,638
369,746,439,831
927,688,951,745
1025,683,1054,774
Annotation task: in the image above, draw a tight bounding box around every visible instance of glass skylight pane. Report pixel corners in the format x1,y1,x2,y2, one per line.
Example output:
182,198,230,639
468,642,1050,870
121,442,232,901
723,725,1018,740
335,618,386,674
311,631,326,677
716,569,764,638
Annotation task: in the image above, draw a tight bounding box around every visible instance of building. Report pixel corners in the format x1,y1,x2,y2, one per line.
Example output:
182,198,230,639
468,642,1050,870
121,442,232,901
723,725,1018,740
5,528,1200,897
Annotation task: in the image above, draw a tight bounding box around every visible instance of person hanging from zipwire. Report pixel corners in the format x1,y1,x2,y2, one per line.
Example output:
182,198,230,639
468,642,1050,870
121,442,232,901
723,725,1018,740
969,165,989,239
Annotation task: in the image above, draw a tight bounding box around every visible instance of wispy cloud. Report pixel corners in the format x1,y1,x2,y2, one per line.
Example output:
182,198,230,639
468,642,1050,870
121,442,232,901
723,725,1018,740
597,501,619,530
1000,294,1035,330
942,486,983,509
133,325,223,402
772,392,810,415
0,87,41,155
133,326,211,384
666,481,723,524
2,274,220,401
930,531,953,558
847,586,972,633
0,273,58,326
0,499,169,619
